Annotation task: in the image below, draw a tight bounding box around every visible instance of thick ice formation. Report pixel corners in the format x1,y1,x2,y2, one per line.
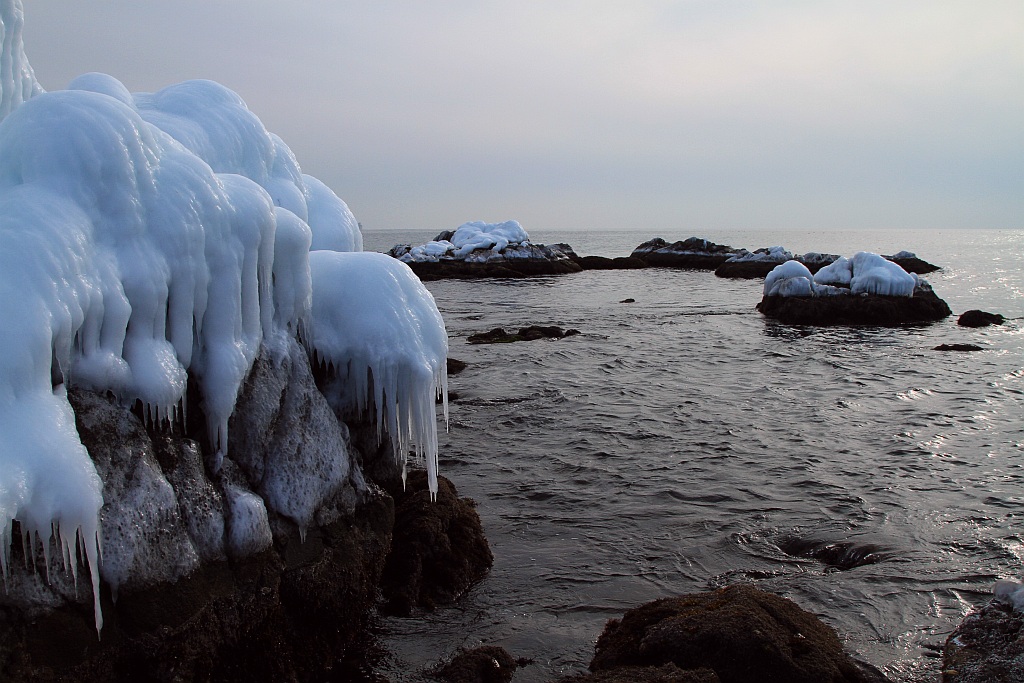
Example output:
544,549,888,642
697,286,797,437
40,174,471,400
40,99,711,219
397,220,530,262
727,246,794,263
306,251,448,496
995,579,1024,611
764,252,918,298
0,3,425,635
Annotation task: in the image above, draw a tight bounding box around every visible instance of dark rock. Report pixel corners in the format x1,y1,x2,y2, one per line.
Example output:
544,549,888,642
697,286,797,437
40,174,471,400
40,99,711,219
575,255,648,270
588,584,889,683
621,298,636,304
631,237,740,269
757,287,952,326
559,663,720,683
885,254,940,274
390,242,582,280
380,471,492,616
942,600,1024,683
715,251,838,279
435,645,517,683
467,326,580,344
447,358,468,375
957,310,1005,327
934,344,984,352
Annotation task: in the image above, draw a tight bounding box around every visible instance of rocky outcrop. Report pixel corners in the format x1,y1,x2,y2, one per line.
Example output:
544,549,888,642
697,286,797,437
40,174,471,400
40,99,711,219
957,310,1005,327
630,238,740,269
884,252,940,274
584,585,889,683
467,325,581,344
942,600,1024,683
435,645,518,683
0,337,404,682
757,285,952,326
380,471,493,616
388,241,582,280
715,251,839,279
573,255,649,270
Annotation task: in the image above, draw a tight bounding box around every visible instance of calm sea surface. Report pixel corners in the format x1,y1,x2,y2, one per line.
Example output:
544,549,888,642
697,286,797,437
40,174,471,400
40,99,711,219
362,228,1023,682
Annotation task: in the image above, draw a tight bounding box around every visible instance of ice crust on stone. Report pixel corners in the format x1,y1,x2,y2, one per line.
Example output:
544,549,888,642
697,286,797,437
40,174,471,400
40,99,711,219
397,220,530,263
995,579,1024,611
764,252,918,298
0,0,442,635
727,246,794,263
307,251,449,496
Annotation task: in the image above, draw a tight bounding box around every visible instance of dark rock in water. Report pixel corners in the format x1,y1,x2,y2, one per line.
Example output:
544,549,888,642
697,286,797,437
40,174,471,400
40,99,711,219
943,601,1024,683
575,255,649,270
380,471,492,616
435,645,518,683
715,251,838,279
778,537,890,570
631,237,740,269
957,310,1005,327
588,584,889,683
621,298,636,304
884,252,940,274
389,241,582,280
934,343,984,352
559,663,720,682
757,287,952,326
468,326,580,344
448,358,468,375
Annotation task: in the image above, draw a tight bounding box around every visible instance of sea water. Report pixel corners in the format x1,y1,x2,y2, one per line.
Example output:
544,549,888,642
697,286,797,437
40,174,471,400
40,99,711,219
363,228,1023,683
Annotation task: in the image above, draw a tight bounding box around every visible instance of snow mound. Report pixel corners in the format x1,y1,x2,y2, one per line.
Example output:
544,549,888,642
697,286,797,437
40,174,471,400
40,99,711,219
765,252,918,298
995,579,1024,611
397,220,530,262
306,251,448,496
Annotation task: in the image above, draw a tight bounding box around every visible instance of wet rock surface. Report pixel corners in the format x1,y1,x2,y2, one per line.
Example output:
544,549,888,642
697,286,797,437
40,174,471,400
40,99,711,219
434,645,518,683
957,310,1005,327
586,584,889,683
630,237,740,269
757,288,952,326
379,471,493,616
942,600,1024,683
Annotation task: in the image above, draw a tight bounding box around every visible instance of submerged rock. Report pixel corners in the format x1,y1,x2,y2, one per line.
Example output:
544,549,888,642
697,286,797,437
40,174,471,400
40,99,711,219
467,326,581,344
380,471,493,616
630,237,740,269
957,310,1005,328
777,536,890,571
586,584,888,683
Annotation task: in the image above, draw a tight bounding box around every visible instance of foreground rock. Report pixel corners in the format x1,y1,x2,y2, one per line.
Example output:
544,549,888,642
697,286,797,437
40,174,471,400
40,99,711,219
468,326,580,344
957,310,1005,327
435,645,518,683
0,339,402,682
581,585,888,683
379,471,493,616
942,600,1024,683
631,237,740,269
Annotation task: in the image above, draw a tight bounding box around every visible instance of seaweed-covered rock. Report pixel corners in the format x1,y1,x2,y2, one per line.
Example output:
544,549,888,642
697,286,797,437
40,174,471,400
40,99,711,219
630,237,740,269
588,584,888,683
435,646,518,683
380,471,492,615
942,600,1024,683
957,310,1005,328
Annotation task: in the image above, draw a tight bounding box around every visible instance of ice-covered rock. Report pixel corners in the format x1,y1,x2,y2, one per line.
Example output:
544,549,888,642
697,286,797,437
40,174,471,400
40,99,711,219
630,236,740,269
850,252,918,297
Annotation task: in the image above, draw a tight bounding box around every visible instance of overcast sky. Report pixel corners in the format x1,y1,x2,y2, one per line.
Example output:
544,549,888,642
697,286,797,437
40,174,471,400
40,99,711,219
21,1,1024,232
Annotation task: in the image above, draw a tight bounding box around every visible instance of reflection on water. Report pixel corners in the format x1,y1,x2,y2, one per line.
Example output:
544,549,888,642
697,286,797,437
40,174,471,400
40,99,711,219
364,229,1024,683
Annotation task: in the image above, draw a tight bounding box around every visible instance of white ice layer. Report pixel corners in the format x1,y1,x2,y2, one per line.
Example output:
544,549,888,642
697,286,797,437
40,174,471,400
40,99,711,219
398,220,530,262
727,246,793,263
0,6,385,634
995,579,1024,611
764,252,918,298
306,251,448,496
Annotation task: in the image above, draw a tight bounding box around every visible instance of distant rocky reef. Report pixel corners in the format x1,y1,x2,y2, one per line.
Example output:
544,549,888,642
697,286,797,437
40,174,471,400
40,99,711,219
630,237,740,269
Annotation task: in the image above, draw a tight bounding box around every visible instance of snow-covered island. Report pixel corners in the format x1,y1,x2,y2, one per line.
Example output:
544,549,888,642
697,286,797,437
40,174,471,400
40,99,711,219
387,220,583,279
0,3,495,680
756,253,952,325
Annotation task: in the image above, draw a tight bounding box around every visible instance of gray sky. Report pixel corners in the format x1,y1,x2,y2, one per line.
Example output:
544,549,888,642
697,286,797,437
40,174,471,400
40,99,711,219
22,1,1024,232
